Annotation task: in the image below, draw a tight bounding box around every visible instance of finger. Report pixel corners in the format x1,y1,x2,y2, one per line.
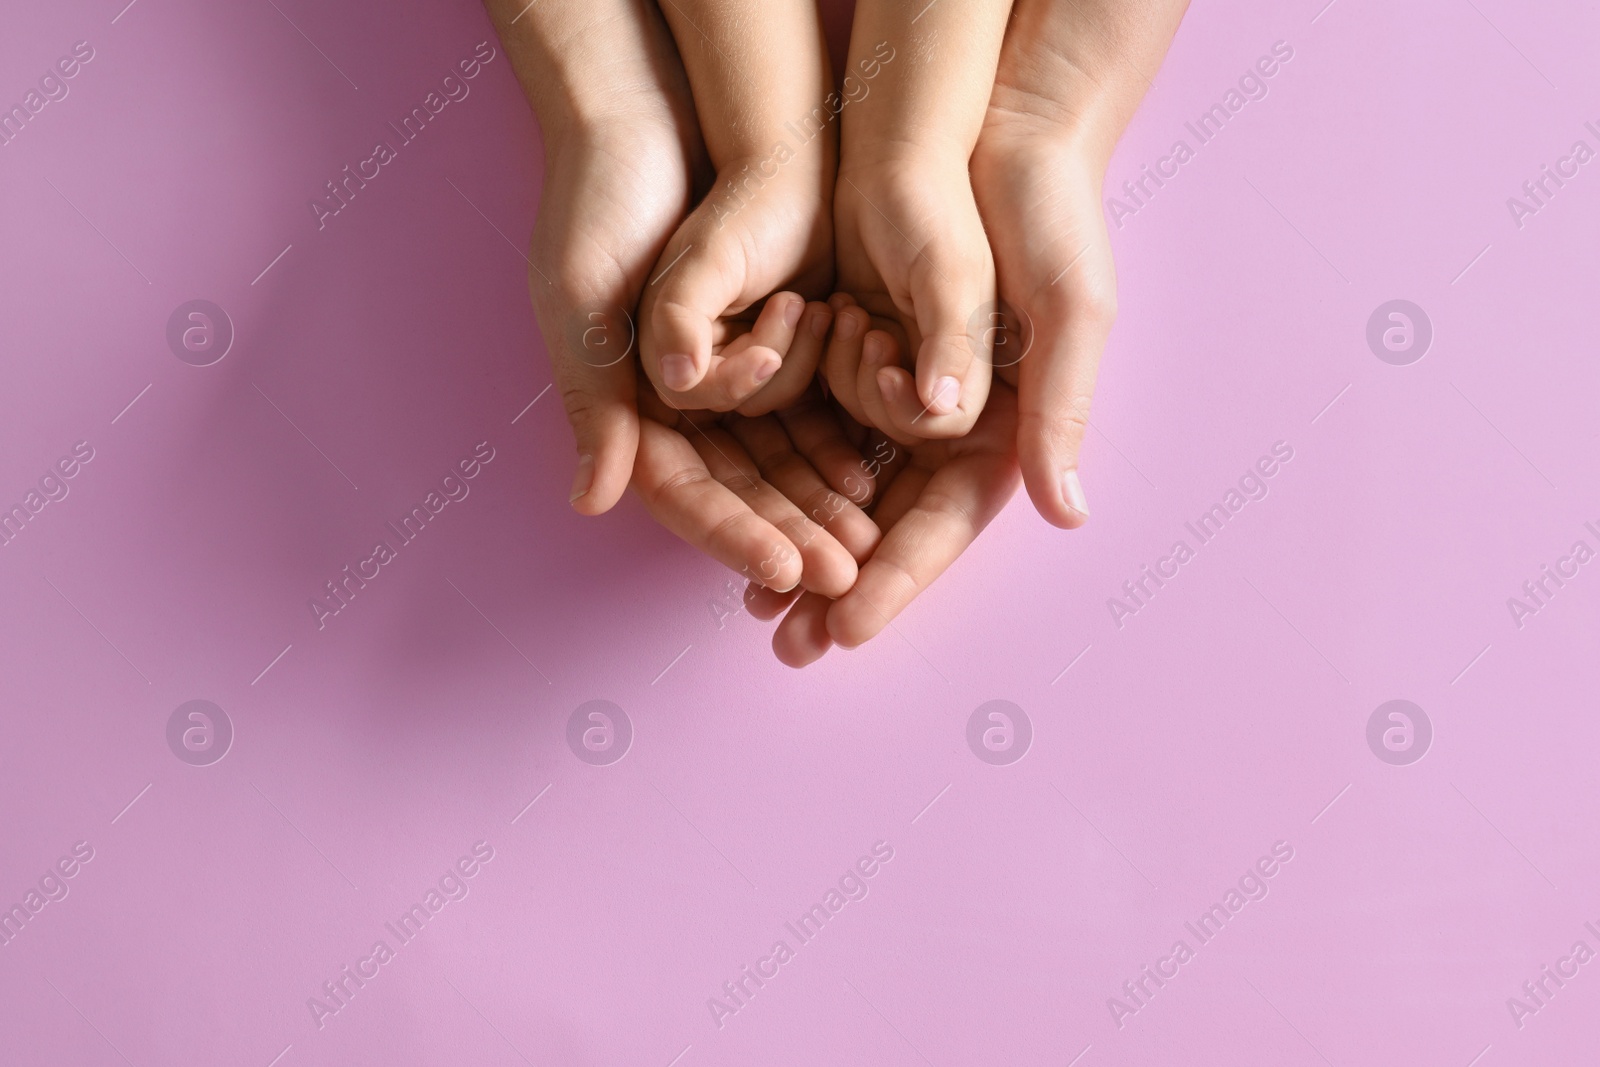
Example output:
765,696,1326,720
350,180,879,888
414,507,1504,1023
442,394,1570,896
540,306,641,516
1016,282,1115,530
877,248,996,439
864,431,912,498
734,291,807,366
876,328,993,440
857,330,919,445
861,450,932,531
774,384,877,505
688,419,864,601
822,302,872,426
773,591,834,668
738,299,831,416
642,238,782,410
826,447,1021,649
631,417,803,592
745,581,802,621
721,416,865,596
775,473,880,566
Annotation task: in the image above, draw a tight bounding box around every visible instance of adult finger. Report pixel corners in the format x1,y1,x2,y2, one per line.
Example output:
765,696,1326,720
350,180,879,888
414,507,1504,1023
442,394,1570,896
826,443,1020,649
775,382,878,505
719,416,866,596
773,591,834,667
631,416,803,592
729,416,883,564
1012,243,1116,530
684,419,858,597
745,582,802,621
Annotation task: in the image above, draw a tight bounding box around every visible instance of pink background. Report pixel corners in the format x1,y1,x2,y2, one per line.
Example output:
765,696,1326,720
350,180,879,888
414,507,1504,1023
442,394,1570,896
2,0,1598,1063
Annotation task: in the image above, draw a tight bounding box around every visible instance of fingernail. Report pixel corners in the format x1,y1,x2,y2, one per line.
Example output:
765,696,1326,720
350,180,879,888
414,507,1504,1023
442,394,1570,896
754,356,780,383
1062,469,1090,517
929,376,960,415
569,454,595,503
780,295,804,329
661,353,696,391
809,308,831,339
863,333,886,365
835,312,860,342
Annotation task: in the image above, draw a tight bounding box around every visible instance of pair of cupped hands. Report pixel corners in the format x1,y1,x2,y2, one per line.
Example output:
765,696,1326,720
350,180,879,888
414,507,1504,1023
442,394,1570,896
487,0,1184,665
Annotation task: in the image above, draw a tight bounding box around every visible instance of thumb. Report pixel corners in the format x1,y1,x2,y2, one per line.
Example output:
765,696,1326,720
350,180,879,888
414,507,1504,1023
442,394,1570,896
643,231,720,395
1014,276,1116,529
876,235,995,439
641,215,782,410
538,301,641,516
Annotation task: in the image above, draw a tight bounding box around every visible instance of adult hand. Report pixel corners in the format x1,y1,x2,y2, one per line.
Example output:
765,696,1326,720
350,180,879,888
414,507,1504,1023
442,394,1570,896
971,0,1188,527
487,0,708,514
631,379,883,600
748,362,1023,667
488,0,860,597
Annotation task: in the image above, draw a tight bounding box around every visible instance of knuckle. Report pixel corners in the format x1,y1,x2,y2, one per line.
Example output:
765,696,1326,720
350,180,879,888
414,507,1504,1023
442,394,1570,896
801,486,846,524
704,509,754,552
1078,282,1118,328
714,468,760,496
648,465,710,507
558,381,603,429
1023,395,1092,456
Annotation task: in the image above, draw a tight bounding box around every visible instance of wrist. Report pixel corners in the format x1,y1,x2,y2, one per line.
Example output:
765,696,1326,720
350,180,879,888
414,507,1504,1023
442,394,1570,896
981,85,1127,176
837,130,970,186
494,1,692,147
840,100,985,173
528,73,666,144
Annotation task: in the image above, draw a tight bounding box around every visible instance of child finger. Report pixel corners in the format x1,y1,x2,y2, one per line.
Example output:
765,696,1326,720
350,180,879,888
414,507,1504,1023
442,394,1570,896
822,302,872,426
738,300,832,416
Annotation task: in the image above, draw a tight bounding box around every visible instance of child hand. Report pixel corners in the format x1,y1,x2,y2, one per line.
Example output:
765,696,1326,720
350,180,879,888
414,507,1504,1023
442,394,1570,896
820,0,1013,442
827,158,997,442
638,0,837,416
